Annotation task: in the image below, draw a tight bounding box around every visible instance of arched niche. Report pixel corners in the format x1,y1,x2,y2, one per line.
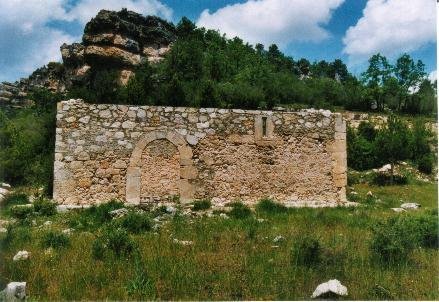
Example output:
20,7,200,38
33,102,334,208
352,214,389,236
126,130,195,204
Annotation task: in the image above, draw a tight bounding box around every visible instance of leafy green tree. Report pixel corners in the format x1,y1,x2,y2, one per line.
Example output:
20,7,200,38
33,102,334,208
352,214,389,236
394,53,426,112
374,115,411,183
362,53,392,111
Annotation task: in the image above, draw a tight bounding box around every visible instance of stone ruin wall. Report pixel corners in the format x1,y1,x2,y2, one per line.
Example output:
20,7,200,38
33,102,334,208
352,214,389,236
53,99,347,207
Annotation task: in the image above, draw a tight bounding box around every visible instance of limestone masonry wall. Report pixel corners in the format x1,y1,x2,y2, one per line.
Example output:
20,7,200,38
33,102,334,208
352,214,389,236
53,99,347,207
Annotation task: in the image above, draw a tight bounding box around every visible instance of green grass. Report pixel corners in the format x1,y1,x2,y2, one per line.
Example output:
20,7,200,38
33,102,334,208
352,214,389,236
0,183,437,300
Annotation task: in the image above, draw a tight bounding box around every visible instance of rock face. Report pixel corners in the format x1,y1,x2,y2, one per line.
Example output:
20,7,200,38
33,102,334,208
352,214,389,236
53,100,347,207
61,9,176,86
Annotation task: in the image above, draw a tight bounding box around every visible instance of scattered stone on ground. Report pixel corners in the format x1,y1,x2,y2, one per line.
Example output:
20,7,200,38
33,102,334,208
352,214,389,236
311,279,348,299
219,213,229,219
391,208,406,213
257,218,266,223
400,203,421,210
109,208,128,218
1,183,11,188
0,228,7,233
43,221,52,226
44,248,54,256
377,164,392,173
13,251,30,262
273,235,285,243
173,239,193,246
3,282,26,300
62,228,73,235
165,205,177,214
56,204,90,213
366,191,373,197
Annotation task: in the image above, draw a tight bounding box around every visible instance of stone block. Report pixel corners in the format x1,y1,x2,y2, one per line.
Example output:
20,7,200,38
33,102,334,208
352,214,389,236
180,165,198,179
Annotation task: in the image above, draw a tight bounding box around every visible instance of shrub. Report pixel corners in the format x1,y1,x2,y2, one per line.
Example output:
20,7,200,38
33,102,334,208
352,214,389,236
91,237,106,260
412,214,438,249
2,193,28,208
291,235,323,266
83,199,124,226
357,121,377,141
92,227,137,259
41,231,70,249
370,216,420,264
10,205,34,219
2,225,31,247
192,199,212,211
118,212,152,234
417,155,434,175
33,198,56,216
372,172,408,186
228,202,252,219
255,198,287,214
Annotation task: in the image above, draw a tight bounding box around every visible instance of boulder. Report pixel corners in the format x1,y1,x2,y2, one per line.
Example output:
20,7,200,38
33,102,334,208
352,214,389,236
311,279,348,299
4,282,26,300
109,208,128,218
273,235,285,243
173,239,193,246
378,164,392,173
400,203,421,210
13,251,30,261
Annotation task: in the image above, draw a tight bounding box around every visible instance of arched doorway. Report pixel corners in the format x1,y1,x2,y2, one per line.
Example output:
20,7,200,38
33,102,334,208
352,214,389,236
126,130,196,204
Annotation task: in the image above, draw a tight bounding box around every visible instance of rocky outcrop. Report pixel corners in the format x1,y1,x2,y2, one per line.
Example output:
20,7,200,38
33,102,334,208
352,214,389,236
0,63,66,109
1,9,175,109
61,9,176,86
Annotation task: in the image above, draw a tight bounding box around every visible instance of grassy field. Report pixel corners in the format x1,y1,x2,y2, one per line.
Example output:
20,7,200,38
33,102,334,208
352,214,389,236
0,182,437,300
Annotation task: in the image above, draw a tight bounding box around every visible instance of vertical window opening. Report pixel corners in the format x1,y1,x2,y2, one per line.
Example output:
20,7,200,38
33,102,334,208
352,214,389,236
262,116,267,137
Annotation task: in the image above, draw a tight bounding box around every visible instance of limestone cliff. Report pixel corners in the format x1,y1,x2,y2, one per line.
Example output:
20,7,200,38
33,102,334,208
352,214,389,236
61,9,176,86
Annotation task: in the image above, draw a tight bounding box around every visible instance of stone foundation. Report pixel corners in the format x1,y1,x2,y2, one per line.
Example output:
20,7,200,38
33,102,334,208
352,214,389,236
53,99,347,207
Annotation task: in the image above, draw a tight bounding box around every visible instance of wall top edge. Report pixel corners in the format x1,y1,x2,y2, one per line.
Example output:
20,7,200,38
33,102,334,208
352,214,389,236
58,99,339,118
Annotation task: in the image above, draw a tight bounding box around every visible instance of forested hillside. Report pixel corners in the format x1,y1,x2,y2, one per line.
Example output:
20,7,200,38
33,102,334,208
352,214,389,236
67,17,437,115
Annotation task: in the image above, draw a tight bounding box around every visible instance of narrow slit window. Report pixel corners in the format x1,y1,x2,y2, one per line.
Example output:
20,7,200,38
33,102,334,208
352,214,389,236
262,116,267,137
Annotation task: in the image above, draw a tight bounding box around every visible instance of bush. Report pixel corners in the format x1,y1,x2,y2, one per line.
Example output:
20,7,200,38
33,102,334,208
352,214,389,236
369,215,428,264
228,202,252,219
291,235,322,266
41,231,70,249
92,227,137,259
192,199,212,211
417,155,434,175
33,198,56,216
357,121,377,141
118,212,152,234
2,193,28,208
10,205,34,219
255,198,287,214
81,200,125,227
2,225,31,247
412,214,438,248
372,172,408,186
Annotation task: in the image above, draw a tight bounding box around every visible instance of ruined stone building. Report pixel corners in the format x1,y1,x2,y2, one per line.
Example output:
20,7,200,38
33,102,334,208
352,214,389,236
53,99,347,207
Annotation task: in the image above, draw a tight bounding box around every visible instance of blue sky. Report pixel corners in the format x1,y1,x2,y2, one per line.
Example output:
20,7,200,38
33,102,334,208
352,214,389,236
0,0,436,82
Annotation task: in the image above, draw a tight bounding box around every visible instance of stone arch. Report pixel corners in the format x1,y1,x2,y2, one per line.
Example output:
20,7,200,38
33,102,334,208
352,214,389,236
126,130,195,204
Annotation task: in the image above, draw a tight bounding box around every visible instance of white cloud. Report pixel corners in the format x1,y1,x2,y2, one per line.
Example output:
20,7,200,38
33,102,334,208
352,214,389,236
343,0,436,64
196,0,344,47
0,0,75,81
428,70,437,83
0,0,172,81
66,0,173,25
